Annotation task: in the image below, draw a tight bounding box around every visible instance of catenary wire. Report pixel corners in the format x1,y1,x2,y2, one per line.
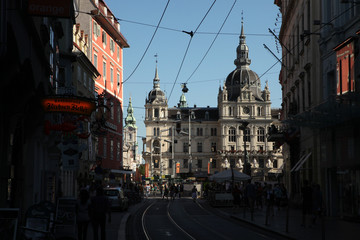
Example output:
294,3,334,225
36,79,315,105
185,0,237,84
122,0,170,84
255,4,356,89
167,0,217,102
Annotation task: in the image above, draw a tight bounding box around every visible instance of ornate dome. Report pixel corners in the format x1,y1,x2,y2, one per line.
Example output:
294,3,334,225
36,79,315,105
146,66,166,103
225,21,263,101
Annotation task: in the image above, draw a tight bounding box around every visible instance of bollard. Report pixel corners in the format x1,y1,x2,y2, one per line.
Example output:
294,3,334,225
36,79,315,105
265,205,269,225
321,210,325,240
286,205,289,233
243,203,246,218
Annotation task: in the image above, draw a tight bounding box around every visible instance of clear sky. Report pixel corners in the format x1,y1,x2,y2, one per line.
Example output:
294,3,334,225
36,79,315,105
105,0,282,150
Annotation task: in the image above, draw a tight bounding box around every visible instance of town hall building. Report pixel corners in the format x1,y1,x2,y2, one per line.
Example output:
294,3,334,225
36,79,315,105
143,22,283,182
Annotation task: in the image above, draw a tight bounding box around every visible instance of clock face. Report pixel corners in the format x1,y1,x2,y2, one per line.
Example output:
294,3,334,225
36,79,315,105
243,107,250,114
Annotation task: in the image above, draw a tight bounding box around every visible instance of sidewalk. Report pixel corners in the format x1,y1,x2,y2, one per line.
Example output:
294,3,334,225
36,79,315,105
200,199,360,240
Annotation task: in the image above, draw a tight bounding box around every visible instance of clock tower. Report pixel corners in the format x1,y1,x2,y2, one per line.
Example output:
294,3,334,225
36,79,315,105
123,97,139,171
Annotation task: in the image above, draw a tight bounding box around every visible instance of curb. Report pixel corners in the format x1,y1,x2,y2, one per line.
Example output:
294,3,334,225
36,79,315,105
230,215,296,240
198,199,296,240
118,212,130,240
118,200,148,240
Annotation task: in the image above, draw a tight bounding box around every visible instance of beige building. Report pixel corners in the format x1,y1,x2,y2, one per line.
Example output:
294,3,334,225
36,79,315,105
273,0,322,198
123,97,141,172
143,23,283,182
72,24,100,190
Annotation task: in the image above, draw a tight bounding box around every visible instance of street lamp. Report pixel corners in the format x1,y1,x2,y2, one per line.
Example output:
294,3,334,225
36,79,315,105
163,127,175,179
239,121,251,177
176,109,195,175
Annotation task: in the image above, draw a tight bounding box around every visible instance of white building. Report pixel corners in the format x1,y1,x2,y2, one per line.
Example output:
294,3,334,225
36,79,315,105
143,22,283,182
123,97,140,171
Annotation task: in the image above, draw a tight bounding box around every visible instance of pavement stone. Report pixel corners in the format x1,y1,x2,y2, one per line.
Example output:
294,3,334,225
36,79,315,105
197,198,360,240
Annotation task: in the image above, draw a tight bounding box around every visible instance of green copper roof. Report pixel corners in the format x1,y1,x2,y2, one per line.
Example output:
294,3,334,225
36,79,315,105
179,93,188,108
125,97,137,129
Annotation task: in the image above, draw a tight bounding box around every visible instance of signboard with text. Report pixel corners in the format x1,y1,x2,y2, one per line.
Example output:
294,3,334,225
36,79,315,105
41,97,96,116
28,0,72,18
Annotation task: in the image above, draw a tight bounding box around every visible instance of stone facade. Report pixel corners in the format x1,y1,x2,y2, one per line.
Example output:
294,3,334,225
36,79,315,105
143,23,284,182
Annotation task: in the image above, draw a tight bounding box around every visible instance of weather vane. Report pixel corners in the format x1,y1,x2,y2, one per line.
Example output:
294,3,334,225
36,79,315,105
154,53,158,64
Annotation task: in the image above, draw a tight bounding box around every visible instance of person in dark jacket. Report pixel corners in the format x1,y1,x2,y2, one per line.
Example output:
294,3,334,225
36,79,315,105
301,180,313,227
76,189,91,240
90,186,111,240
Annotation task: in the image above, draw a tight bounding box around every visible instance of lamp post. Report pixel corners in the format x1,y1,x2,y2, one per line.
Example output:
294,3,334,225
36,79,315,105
239,121,251,177
177,109,195,175
188,110,195,174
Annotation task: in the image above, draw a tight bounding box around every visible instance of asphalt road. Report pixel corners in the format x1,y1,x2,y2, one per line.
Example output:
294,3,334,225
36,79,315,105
126,198,291,240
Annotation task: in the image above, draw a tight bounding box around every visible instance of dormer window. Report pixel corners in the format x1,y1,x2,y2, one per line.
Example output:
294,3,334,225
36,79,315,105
205,111,209,120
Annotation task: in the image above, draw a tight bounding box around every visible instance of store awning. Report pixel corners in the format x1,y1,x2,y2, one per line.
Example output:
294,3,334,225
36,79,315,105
110,169,134,174
291,152,312,172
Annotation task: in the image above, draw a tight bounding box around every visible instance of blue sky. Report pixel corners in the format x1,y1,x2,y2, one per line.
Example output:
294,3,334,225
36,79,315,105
105,0,282,147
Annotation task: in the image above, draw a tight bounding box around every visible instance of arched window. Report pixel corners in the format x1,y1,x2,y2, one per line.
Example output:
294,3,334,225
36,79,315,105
257,127,265,142
228,127,236,142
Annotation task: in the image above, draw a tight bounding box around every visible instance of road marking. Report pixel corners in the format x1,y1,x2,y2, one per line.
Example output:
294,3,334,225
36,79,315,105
142,201,156,240
166,202,196,240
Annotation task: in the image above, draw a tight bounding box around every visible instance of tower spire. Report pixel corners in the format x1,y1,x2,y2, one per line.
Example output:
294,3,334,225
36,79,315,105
153,54,160,89
234,11,251,69
125,97,137,128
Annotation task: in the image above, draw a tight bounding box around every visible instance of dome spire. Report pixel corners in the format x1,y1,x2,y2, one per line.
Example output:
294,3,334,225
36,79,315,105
234,11,251,68
153,54,160,90
125,97,137,128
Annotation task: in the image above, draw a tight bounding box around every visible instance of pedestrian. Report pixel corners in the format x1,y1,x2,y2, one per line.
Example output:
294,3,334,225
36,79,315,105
90,186,111,240
173,184,178,200
145,184,150,198
179,183,184,198
244,179,256,215
232,184,241,208
76,189,91,240
169,184,174,200
265,184,275,217
280,183,288,207
273,184,283,211
255,182,263,210
160,184,163,198
192,186,197,202
301,180,313,227
163,185,169,200
312,183,323,225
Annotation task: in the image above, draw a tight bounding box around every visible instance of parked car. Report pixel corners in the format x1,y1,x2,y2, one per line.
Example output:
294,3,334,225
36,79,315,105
104,187,129,211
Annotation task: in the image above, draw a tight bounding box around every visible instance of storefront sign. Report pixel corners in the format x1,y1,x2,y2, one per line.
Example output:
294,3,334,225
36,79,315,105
176,162,180,174
28,0,72,18
41,97,96,116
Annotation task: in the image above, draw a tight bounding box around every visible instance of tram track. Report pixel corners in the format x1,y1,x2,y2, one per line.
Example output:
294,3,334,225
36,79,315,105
141,199,196,240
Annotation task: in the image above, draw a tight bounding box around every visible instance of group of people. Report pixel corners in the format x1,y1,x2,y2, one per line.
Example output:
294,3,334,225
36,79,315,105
144,183,184,200
229,180,288,213
301,180,323,227
75,185,111,240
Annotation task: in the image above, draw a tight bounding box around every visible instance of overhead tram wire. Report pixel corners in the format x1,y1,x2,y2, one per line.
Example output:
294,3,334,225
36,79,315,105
122,0,170,84
168,0,217,102
77,10,275,37
257,4,357,86
185,0,237,84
